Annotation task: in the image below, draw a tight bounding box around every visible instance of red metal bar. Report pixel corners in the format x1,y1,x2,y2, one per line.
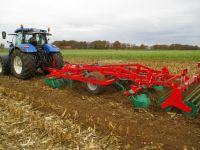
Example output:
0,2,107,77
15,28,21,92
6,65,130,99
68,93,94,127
47,63,187,91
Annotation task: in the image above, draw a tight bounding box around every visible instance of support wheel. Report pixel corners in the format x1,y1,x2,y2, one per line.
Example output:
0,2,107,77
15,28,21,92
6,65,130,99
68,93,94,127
84,72,105,94
11,50,36,79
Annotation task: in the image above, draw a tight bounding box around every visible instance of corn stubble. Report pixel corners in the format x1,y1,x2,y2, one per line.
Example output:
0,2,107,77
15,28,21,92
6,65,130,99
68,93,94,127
0,87,121,150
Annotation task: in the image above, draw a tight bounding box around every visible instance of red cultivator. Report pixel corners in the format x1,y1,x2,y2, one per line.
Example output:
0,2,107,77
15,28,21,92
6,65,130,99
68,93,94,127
45,63,200,116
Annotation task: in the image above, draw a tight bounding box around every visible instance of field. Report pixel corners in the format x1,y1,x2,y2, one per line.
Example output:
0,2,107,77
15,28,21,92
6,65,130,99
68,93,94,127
62,49,200,62
2,49,200,61
62,49,200,77
0,49,200,149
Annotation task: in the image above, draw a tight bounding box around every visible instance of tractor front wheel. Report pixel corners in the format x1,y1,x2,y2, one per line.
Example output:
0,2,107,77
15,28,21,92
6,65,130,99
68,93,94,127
11,50,36,79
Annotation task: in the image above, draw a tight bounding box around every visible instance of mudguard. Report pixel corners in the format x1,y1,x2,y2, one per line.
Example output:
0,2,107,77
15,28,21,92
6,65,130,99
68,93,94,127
43,44,60,53
16,44,37,53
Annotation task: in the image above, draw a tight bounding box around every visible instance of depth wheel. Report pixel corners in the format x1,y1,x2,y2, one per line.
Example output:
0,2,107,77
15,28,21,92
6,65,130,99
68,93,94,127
84,72,105,94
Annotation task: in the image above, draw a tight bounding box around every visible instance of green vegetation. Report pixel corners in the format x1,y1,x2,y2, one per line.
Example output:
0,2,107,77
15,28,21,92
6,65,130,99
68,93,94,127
0,49,8,54
1,49,199,61
61,49,200,61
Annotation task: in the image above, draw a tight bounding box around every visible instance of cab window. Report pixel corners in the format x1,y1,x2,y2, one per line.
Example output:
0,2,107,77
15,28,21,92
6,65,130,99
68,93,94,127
36,34,47,45
25,34,33,43
15,33,23,45
25,34,47,45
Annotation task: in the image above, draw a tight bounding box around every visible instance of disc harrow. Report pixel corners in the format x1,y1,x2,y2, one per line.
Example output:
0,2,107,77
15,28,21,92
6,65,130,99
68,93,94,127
45,63,200,116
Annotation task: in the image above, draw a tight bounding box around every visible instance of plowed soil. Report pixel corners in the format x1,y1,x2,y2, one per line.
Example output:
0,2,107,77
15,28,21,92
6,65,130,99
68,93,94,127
0,73,200,150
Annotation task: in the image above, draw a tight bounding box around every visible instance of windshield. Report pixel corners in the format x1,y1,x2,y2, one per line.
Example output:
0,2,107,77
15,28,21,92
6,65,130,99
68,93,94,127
25,33,47,46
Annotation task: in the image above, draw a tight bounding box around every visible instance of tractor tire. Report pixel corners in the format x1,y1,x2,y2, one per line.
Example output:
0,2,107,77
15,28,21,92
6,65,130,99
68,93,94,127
11,50,36,79
50,52,64,69
43,52,64,74
84,72,106,94
0,55,10,75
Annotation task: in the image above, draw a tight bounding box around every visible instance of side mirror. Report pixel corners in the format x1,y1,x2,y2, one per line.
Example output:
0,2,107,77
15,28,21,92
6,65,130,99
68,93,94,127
2,31,6,39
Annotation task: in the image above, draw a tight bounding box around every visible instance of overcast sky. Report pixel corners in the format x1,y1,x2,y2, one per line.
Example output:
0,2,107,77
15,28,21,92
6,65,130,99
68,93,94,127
0,0,200,45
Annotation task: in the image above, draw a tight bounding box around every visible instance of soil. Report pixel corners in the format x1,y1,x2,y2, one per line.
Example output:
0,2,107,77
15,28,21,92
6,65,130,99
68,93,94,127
0,73,200,150
0,89,121,150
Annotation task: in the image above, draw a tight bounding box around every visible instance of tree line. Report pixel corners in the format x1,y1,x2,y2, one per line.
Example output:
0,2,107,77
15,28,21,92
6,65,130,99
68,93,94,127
1,41,199,50
0,43,5,49
53,40,200,50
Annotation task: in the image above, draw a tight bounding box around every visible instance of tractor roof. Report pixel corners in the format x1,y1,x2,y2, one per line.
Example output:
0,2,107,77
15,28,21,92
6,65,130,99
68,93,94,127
15,28,47,33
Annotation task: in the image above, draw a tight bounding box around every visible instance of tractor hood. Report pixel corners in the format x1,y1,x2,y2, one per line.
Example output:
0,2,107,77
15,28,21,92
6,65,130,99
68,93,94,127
16,44,60,53
43,44,60,53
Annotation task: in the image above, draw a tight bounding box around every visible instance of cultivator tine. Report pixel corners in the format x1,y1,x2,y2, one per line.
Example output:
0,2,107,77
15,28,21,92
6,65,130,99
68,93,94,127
63,78,74,88
161,90,171,99
130,94,150,108
153,85,165,91
114,82,126,92
157,90,173,111
44,78,61,89
44,77,73,89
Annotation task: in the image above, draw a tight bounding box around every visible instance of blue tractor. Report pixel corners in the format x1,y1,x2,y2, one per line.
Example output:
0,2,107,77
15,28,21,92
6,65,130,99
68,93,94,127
0,26,64,79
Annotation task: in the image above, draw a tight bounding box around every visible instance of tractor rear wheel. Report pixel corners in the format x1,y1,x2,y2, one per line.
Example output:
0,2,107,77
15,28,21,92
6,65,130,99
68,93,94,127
42,52,64,74
84,72,106,94
11,50,36,79
0,55,10,75
50,52,64,69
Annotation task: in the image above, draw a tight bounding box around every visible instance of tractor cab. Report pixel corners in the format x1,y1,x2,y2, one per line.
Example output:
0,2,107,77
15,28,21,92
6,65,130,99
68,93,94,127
2,26,59,53
14,28,50,48
0,26,64,79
